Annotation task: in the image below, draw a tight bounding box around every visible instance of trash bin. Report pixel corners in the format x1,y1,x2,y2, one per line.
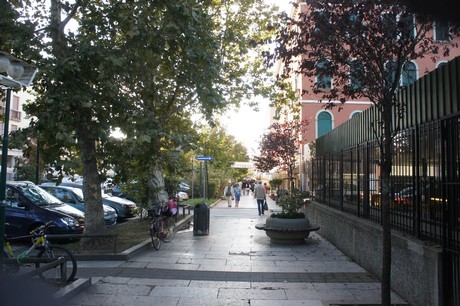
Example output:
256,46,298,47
193,203,210,236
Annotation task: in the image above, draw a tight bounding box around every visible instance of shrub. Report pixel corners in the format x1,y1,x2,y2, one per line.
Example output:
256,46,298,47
271,189,309,219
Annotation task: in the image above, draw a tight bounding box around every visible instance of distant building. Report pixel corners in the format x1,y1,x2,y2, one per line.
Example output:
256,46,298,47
0,90,32,180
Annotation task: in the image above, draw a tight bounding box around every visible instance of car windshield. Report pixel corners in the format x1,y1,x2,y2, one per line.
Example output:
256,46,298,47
71,188,84,202
18,184,62,206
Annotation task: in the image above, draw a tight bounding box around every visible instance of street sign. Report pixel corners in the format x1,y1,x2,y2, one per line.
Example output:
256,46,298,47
231,162,255,169
196,155,213,161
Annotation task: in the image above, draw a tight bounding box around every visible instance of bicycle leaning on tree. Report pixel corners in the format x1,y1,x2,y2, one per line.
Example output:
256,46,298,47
148,201,177,250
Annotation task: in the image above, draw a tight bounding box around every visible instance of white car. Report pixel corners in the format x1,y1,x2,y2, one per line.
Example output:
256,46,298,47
176,191,189,201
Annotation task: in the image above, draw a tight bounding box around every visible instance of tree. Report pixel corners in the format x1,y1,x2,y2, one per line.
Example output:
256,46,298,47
195,125,249,197
401,0,460,23
269,1,459,304
97,0,280,207
5,0,281,245
253,120,308,191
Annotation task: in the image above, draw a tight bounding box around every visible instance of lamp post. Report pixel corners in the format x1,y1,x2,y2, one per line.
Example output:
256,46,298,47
171,146,181,196
0,51,37,270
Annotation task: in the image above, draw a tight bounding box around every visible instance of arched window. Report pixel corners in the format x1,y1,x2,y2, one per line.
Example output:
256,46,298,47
317,111,333,138
350,111,362,119
401,61,417,86
436,61,447,69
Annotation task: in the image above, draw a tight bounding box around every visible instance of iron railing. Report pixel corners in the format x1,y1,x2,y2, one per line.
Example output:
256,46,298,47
312,56,460,305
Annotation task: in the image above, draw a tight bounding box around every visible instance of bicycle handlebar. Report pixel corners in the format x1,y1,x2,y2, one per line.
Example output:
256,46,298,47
31,221,55,235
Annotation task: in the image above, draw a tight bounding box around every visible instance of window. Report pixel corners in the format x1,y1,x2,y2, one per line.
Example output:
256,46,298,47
350,111,362,119
317,111,333,138
382,12,397,39
385,60,398,85
5,187,25,209
313,11,331,36
436,61,447,69
401,61,417,86
349,60,364,90
347,12,362,37
316,59,332,91
434,20,450,41
399,13,416,39
10,96,21,121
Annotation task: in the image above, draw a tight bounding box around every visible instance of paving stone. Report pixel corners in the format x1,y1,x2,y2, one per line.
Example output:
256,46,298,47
66,197,408,305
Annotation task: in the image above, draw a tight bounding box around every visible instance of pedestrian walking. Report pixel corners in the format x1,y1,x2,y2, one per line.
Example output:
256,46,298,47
254,180,266,215
263,182,270,194
233,184,241,207
250,181,255,195
242,180,249,196
223,182,234,207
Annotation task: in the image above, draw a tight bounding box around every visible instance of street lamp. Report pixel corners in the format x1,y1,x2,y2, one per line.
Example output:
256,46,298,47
0,51,37,270
171,146,181,196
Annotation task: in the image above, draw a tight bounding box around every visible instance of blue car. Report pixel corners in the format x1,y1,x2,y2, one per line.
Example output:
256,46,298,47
40,185,117,226
4,181,85,238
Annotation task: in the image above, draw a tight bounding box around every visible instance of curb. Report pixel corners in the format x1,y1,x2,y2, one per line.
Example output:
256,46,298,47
54,277,91,302
73,214,193,261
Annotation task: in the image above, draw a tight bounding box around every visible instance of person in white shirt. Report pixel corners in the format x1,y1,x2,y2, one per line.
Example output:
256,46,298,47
223,182,235,207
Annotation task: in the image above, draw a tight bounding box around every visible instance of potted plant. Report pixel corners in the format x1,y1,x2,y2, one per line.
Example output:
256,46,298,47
257,189,319,244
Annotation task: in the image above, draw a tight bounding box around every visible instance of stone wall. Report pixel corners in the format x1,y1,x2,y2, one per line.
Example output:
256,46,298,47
305,202,442,306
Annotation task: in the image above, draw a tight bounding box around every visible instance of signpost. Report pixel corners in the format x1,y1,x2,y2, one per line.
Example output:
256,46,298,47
196,156,212,198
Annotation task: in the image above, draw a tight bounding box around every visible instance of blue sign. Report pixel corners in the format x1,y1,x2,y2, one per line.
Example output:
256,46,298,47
196,155,213,161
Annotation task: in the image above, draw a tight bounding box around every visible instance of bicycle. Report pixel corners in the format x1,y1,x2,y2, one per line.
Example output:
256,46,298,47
148,206,177,250
3,222,77,284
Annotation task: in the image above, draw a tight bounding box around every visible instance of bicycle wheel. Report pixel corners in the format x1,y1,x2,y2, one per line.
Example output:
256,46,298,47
149,220,161,250
160,218,176,242
35,244,77,284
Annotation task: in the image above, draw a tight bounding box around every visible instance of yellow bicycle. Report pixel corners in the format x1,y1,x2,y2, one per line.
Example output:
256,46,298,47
3,222,77,284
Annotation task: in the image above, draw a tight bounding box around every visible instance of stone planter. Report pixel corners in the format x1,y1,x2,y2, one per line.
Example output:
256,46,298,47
256,217,320,245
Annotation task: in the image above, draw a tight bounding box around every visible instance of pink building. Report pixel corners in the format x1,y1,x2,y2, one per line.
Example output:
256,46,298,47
274,1,460,191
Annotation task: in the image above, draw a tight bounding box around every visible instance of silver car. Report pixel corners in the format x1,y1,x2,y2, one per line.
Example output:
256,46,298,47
40,184,117,226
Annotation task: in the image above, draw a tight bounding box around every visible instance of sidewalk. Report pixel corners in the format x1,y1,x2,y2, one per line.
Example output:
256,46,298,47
66,194,408,306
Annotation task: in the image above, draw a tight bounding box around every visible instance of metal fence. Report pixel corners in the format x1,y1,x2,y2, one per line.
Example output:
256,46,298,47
312,56,460,306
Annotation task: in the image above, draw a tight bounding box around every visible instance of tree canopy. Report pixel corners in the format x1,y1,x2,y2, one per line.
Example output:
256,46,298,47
253,119,308,191
1,0,283,238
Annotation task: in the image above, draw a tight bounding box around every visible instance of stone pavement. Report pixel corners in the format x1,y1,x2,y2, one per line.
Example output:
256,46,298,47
65,193,408,306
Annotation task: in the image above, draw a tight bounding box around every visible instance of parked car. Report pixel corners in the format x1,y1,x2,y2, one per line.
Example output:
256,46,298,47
42,181,138,219
179,182,190,192
110,184,135,201
394,187,415,207
4,181,85,238
176,191,189,201
40,185,117,226
101,193,138,219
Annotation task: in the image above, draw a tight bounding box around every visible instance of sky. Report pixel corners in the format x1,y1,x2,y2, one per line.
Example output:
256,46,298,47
220,102,271,158
219,1,292,159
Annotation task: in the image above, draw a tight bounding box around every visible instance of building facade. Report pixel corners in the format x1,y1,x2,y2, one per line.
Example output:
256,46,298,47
310,56,460,306
0,90,32,180
279,0,460,192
